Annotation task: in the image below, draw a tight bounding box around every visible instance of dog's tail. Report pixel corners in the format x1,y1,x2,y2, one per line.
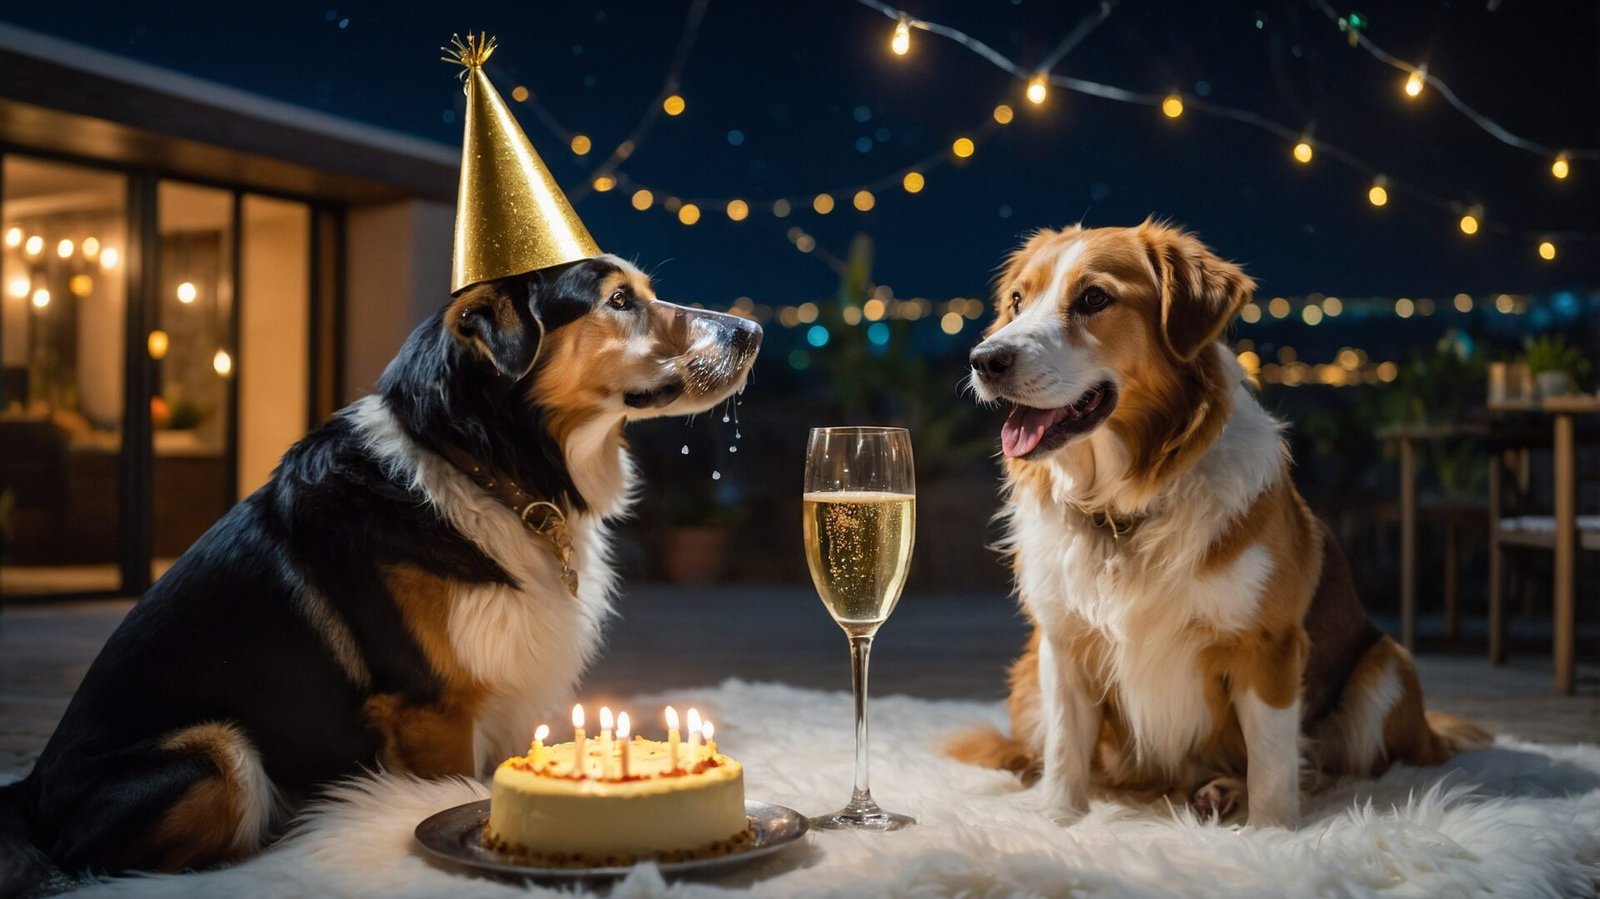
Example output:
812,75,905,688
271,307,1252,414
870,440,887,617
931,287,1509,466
943,726,1041,784
0,778,50,899
1425,710,1494,758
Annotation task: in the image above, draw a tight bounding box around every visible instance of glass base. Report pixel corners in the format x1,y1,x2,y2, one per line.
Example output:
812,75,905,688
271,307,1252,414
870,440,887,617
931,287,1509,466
809,799,916,831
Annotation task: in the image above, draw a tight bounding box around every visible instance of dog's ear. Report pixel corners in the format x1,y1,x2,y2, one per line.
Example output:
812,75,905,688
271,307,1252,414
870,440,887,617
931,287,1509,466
446,276,544,379
1142,223,1255,363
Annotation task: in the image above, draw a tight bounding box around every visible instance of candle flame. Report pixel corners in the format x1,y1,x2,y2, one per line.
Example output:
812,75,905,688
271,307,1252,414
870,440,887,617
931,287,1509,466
617,711,631,739
665,706,679,730
534,724,549,742
703,721,714,741
687,708,701,732
572,704,585,728
600,706,614,730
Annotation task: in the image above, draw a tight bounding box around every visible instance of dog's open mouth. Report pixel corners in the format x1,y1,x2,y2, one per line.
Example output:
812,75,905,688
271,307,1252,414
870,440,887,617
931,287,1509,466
1001,382,1117,459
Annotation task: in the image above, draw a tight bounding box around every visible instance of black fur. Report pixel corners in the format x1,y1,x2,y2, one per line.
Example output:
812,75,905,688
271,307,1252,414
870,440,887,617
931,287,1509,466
0,259,623,885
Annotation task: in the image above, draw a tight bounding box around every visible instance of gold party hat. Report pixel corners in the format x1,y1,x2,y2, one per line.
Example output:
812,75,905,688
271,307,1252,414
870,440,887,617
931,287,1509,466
443,33,601,294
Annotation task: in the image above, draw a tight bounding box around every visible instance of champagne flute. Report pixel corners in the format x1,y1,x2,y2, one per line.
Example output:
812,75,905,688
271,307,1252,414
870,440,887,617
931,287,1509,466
803,426,916,831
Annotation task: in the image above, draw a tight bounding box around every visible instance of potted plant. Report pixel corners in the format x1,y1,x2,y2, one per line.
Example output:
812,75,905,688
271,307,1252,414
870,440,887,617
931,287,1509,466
1524,334,1590,398
661,480,742,585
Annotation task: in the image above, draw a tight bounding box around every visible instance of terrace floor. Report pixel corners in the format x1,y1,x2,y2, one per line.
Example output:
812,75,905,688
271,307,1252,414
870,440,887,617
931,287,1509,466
2,585,1596,776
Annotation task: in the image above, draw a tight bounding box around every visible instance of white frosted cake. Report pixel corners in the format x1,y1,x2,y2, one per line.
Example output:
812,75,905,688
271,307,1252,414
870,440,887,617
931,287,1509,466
484,737,750,865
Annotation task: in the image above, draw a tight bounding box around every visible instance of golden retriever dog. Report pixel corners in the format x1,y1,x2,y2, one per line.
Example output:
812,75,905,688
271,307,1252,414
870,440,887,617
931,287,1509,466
950,221,1487,826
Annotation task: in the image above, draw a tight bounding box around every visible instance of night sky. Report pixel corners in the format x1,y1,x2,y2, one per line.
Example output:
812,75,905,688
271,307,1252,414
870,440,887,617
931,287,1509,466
5,1,1597,308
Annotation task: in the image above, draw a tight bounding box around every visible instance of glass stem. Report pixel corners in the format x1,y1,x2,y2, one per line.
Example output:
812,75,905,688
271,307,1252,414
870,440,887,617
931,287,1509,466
849,632,875,807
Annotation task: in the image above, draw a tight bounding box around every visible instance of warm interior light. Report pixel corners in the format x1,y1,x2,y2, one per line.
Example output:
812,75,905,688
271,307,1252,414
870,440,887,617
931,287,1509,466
902,171,925,193
1025,74,1048,105
147,329,169,360
177,281,198,303
7,276,28,298
3,227,20,248
631,189,654,211
82,236,100,258
24,235,42,256
1538,240,1556,261
213,349,233,375
1459,213,1479,235
853,190,875,212
952,137,975,158
570,134,592,156
662,94,686,116
1161,95,1184,118
726,199,749,221
813,193,835,214
56,239,73,258
890,17,911,56
69,274,94,297
1293,141,1314,164
31,288,50,309
100,247,120,270
1368,183,1389,207
677,203,701,225
1551,155,1570,180
992,104,1014,125
592,175,616,192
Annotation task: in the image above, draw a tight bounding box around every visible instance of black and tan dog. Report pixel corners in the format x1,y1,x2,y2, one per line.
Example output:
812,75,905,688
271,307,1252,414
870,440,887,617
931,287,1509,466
0,255,759,886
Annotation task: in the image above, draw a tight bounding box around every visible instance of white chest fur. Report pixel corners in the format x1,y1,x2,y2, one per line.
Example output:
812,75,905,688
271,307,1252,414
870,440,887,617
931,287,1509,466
349,397,630,774
1006,359,1284,774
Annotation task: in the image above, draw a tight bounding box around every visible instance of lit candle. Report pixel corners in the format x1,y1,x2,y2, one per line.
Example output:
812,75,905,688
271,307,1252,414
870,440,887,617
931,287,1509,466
571,704,587,778
687,708,703,765
617,711,632,779
530,723,550,768
599,706,615,779
703,720,716,758
665,706,681,772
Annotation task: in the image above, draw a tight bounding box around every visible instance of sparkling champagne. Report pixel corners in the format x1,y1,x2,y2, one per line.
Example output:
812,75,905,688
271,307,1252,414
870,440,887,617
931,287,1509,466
802,491,915,634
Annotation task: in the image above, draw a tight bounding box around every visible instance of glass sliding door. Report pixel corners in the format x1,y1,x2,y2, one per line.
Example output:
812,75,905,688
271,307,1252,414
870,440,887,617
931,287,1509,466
0,157,129,597
239,195,310,498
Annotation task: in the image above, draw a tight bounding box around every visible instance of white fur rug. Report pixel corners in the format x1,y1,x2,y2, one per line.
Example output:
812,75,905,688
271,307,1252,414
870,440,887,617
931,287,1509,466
47,681,1600,897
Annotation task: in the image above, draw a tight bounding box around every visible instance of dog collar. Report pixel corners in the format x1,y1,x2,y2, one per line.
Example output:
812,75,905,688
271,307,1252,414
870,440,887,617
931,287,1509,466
437,443,579,597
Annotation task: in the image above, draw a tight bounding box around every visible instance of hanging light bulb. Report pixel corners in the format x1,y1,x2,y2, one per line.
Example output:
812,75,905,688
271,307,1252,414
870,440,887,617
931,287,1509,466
1551,154,1570,180
1368,178,1389,207
24,235,42,256
1403,67,1425,99
31,288,50,309
1293,140,1314,164
1161,94,1184,118
213,349,233,376
56,239,74,259
890,16,911,56
1538,240,1556,261
3,227,20,248
1458,207,1481,236
1025,73,1048,105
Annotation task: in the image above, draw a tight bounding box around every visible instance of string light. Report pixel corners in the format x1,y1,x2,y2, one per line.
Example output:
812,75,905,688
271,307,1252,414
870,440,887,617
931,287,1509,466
570,134,592,155
3,227,19,247
902,171,925,193
147,330,169,360
662,94,686,116
1026,73,1049,105
82,236,99,258
24,235,42,256
1403,67,1425,99
890,15,911,56
69,274,93,297
631,189,654,211
1368,179,1389,207
1268,297,1291,319
951,137,975,158
100,247,119,270
852,189,876,212
1453,293,1473,313
678,203,702,225
726,199,750,221
1322,296,1343,316
213,349,233,376
1551,154,1570,180
1394,297,1414,318
1538,240,1556,261
1458,209,1480,236
176,281,197,303
1161,94,1184,118
813,193,835,214
31,288,49,309
592,174,616,192
772,198,792,217
1293,140,1314,164
7,276,27,298
511,86,530,103
56,239,73,258
992,104,1014,125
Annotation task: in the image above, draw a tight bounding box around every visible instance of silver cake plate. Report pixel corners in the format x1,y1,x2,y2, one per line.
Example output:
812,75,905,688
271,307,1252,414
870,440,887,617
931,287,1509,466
415,798,809,880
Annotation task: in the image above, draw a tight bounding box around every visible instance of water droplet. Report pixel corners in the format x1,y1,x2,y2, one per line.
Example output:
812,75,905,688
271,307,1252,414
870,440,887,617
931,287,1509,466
722,414,730,423
711,471,722,480
735,429,742,439
680,445,690,455
729,445,738,453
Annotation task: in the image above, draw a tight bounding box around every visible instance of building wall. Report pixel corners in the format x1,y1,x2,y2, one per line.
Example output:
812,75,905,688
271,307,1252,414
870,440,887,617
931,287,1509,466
343,199,453,404
238,197,309,497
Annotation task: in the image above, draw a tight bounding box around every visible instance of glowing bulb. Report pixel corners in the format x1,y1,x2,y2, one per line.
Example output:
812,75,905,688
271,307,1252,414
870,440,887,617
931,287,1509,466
853,189,875,212
570,134,592,155
1026,73,1048,105
725,199,749,221
993,104,1014,125
662,94,686,116
1395,297,1415,318
940,311,963,335
7,276,29,298
1552,155,1570,180
1240,303,1261,323
100,247,120,270
631,189,654,211
952,137,975,158
1161,95,1184,118
813,193,834,215
176,281,197,303
24,235,42,256
1323,296,1343,317
1293,141,1314,164
3,227,19,247
902,171,925,193
592,175,616,192
1268,297,1291,319
69,274,93,297
1368,182,1389,207
147,329,169,360
1538,240,1556,261
890,16,910,56
1403,68,1425,98
213,349,233,376
31,288,49,309
56,239,73,258
1302,305,1324,325
1459,213,1479,235
82,236,99,258
1453,293,1473,313
511,86,530,103
677,203,701,225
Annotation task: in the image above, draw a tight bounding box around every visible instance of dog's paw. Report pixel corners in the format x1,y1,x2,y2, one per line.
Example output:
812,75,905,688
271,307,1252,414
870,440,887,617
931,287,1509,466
1190,776,1245,823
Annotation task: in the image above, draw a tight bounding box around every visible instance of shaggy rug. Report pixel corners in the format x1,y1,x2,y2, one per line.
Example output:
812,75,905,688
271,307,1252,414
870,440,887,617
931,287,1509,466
24,680,1600,898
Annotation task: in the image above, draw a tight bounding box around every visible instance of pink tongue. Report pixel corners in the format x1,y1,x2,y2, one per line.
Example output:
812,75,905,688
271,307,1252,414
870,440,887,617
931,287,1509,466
1002,405,1070,458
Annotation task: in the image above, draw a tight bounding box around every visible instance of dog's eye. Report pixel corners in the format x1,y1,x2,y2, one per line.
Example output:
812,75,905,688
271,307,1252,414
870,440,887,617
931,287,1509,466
1078,288,1113,313
1009,291,1022,316
607,289,633,311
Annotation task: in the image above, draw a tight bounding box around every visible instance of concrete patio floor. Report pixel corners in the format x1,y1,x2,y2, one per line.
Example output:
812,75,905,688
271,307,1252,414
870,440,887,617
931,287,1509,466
2,585,1596,776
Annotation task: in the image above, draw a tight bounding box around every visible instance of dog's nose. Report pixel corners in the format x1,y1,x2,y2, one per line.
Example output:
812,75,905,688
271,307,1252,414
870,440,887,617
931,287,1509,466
731,321,762,353
970,343,1015,379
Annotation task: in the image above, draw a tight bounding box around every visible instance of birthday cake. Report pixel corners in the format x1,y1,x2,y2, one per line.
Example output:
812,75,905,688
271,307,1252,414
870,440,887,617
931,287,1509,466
484,735,751,866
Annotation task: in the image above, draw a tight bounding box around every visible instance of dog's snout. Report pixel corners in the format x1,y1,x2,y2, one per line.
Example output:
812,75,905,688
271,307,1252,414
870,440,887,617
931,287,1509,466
970,343,1016,379
731,321,762,353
